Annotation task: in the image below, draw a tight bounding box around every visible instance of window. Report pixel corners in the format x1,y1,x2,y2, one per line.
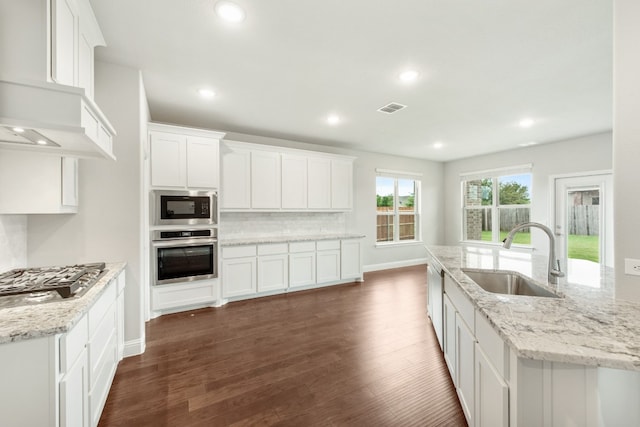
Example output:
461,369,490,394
461,165,532,244
376,170,421,243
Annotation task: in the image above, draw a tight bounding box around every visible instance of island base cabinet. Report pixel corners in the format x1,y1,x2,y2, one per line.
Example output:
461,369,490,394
475,343,508,427
60,350,89,427
456,312,475,427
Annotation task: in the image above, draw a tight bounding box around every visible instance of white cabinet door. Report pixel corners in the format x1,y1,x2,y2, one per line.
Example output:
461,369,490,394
150,132,187,187
443,294,457,382
475,344,508,427
289,252,316,288
62,157,79,207
251,150,281,209
281,154,308,209
51,0,77,86
307,157,331,209
257,254,288,292
456,312,476,427
317,250,340,283
331,159,353,209
222,257,257,298
59,348,89,427
340,240,362,279
221,146,251,209
77,19,94,99
186,137,219,189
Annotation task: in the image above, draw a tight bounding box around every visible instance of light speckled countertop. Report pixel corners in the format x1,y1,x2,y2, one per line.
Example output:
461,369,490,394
426,245,640,371
0,262,126,344
221,233,365,246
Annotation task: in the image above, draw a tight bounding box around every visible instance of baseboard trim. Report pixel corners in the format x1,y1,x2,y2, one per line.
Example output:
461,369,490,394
364,258,428,273
124,338,146,357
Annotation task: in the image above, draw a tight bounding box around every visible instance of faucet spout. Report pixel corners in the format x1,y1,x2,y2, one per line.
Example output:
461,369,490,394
502,222,565,285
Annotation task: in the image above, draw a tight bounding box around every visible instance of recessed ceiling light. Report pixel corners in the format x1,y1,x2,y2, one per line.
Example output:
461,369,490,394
519,141,538,147
519,118,535,128
327,114,340,125
215,1,245,23
198,88,215,98
12,127,25,133
36,139,48,145
433,141,443,149
399,70,419,83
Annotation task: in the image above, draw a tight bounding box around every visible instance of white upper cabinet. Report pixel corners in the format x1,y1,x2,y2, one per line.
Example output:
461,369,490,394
221,140,354,212
331,159,353,209
251,150,281,209
307,157,331,209
187,136,220,189
0,150,79,214
149,124,224,190
150,132,187,188
281,154,308,209
221,145,251,209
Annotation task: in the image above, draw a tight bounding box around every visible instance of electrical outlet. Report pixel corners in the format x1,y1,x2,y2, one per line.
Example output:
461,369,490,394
624,258,640,276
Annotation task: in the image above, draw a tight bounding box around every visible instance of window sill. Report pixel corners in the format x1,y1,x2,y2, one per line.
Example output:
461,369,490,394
375,240,424,248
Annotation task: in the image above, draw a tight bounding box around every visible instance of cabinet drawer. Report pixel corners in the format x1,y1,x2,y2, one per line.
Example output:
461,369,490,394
316,240,340,250
89,331,117,427
59,314,88,374
153,281,216,310
475,311,508,378
89,283,116,338
88,305,117,385
444,274,475,333
223,245,257,259
289,241,316,253
257,243,288,255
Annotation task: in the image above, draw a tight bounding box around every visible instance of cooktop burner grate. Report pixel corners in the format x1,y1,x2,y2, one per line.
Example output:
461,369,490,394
0,262,106,299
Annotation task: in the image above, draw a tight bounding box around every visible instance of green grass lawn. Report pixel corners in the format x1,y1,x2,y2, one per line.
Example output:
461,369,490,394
480,231,599,262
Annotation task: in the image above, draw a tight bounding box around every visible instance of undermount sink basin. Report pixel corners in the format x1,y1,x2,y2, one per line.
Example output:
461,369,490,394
462,269,560,298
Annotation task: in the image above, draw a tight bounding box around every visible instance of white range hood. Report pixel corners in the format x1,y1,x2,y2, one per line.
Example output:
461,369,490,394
0,78,117,160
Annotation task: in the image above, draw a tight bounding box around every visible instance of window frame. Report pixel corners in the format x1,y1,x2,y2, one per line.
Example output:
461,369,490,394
375,170,422,245
460,165,532,245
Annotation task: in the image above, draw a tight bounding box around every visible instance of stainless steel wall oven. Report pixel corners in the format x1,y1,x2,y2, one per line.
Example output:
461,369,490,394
152,229,218,285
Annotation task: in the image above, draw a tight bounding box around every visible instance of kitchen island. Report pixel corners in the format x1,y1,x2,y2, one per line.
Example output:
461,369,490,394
426,245,640,427
0,262,126,427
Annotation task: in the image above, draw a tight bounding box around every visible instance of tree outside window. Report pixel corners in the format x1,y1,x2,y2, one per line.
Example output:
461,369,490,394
376,176,420,243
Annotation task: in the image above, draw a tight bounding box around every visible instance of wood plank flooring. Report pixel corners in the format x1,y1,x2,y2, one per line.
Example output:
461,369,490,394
99,265,467,426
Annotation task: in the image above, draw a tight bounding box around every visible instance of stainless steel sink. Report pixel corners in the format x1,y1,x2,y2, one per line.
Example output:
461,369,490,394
462,269,560,298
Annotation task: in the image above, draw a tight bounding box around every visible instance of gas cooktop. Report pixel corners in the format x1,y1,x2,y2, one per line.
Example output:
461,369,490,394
0,262,106,308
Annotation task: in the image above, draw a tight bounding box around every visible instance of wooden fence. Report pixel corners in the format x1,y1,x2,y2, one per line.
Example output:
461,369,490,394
479,206,599,235
376,209,415,241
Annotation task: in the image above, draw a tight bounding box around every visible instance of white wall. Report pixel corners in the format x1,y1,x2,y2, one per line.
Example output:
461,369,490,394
0,215,27,272
221,131,444,270
27,61,147,355
613,0,640,302
443,132,612,252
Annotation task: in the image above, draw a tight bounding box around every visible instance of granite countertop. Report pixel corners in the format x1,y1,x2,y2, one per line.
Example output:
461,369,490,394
220,233,366,246
426,245,640,371
0,262,126,344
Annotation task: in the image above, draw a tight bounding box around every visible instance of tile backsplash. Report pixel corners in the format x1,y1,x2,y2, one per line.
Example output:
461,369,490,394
220,212,347,239
0,215,27,272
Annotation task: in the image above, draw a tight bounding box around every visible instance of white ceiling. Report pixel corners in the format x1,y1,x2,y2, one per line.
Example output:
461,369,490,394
90,0,612,162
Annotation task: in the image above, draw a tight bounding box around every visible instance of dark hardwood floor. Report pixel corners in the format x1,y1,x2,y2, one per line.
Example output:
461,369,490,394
99,265,467,426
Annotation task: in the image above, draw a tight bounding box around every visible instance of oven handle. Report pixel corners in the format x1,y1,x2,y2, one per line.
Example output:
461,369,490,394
152,238,217,248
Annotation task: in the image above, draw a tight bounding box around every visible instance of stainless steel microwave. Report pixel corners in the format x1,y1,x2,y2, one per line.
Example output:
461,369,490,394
151,190,217,226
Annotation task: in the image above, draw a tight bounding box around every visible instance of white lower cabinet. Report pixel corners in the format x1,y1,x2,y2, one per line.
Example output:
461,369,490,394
289,252,316,288
456,311,476,426
316,240,340,284
222,238,363,300
0,268,125,427
443,293,457,382
257,244,289,292
222,245,257,298
475,343,508,427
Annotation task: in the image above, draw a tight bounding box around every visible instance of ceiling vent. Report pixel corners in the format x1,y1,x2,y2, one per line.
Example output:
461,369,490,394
377,102,407,114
